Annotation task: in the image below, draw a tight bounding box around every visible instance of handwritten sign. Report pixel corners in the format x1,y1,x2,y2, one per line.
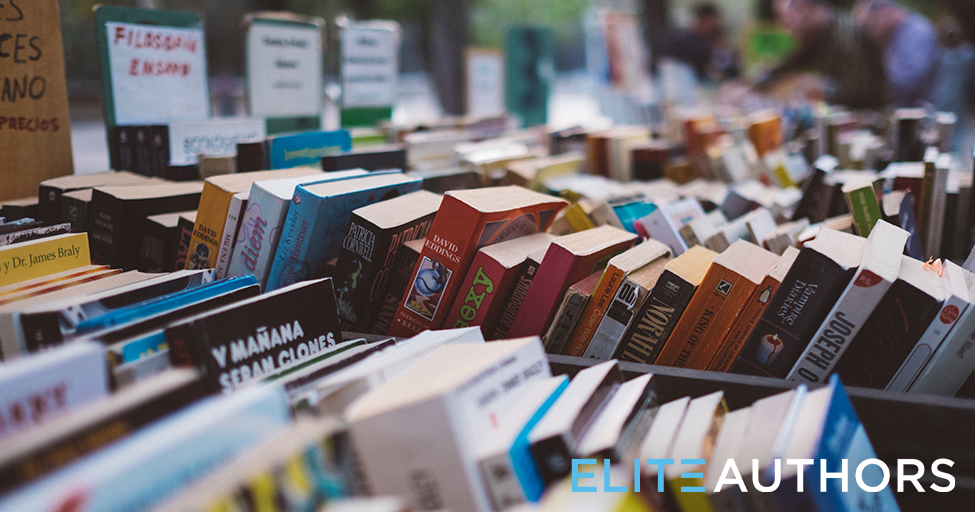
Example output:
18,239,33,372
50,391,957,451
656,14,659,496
340,21,399,108
246,16,323,118
0,0,73,201
105,21,209,125
466,49,505,117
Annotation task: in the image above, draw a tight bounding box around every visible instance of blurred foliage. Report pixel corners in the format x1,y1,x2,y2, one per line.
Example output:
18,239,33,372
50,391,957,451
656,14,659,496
469,0,589,48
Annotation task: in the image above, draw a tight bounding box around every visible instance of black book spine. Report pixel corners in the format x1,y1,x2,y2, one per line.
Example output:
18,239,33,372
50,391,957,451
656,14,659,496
616,270,696,364
87,191,123,267
174,216,195,271
150,125,170,177
133,126,152,176
791,168,831,223
119,194,202,271
490,256,542,340
36,185,61,225
371,244,422,335
335,217,385,330
112,126,135,172
835,281,942,389
137,220,171,273
732,248,856,378
529,435,574,486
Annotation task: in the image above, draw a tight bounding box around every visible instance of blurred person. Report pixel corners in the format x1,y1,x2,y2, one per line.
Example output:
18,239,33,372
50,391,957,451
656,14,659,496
757,0,888,109
659,2,740,83
933,17,974,152
854,0,941,107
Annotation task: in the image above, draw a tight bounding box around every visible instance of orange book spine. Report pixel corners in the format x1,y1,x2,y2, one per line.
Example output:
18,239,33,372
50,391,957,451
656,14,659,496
562,265,623,357
707,274,782,372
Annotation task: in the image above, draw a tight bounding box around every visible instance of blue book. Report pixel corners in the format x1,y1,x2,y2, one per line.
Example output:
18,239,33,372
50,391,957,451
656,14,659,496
611,200,656,234
265,172,423,291
510,376,569,502
266,130,353,169
0,384,291,512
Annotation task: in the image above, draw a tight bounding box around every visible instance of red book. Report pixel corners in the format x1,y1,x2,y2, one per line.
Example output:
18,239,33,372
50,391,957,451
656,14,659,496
388,187,566,337
443,233,555,334
506,226,638,339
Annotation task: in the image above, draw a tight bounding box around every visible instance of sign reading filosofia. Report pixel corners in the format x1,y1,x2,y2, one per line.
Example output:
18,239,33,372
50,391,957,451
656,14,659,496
246,20,323,117
340,23,400,108
105,22,210,125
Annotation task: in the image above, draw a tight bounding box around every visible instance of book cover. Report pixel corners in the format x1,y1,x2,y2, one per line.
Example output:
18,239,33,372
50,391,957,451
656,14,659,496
909,271,975,396
636,197,705,256
835,256,945,389
709,246,800,373
843,180,883,237
226,169,365,289
266,130,353,169
655,241,780,369
615,245,718,365
166,278,343,394
389,187,567,337
490,249,545,340
787,221,909,384
542,271,602,354
563,239,671,358
89,182,203,270
173,212,197,272
791,165,834,224
266,172,423,291
138,211,191,273
372,238,424,336
733,229,865,378
442,233,554,334
0,233,90,287
335,191,441,331
213,192,247,279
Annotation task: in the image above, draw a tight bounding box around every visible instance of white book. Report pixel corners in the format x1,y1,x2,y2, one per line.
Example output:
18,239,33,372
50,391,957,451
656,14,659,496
680,210,727,249
213,191,247,279
743,387,807,512
664,391,725,487
703,406,752,509
743,207,777,248
0,384,291,512
787,221,909,384
888,260,971,391
226,169,368,288
575,374,654,458
909,267,975,396
0,342,109,442
704,214,751,253
347,337,550,512
637,198,705,256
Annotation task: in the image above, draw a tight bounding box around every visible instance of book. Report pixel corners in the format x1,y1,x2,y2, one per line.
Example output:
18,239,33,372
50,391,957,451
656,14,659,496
542,271,602,354
843,179,883,237
389,186,567,336
372,238,425,336
709,246,800,373
881,190,924,260
636,198,706,256
89,182,204,270
266,129,353,169
735,387,804,512
0,384,291,512
787,221,910,384
924,154,950,257
173,212,197,272
321,144,408,172
490,248,546,340
909,271,975,396
888,260,971,391
61,189,92,233
764,218,809,255
443,233,554,334
575,373,657,460
347,337,550,512
226,169,367,288
478,376,569,509
583,254,672,360
0,369,208,493
0,265,106,299
38,171,153,224
528,360,622,486
733,228,865,378
563,239,671,357
636,396,689,511
0,342,109,442
166,278,343,394
916,148,939,247
507,226,637,339
0,197,38,223
138,211,194,273
0,233,91,287
213,191,247,279
615,245,718,365
185,168,324,272
791,160,835,224
655,240,780,369
700,406,752,511
409,167,483,194
163,118,266,166
335,191,441,331
704,214,752,253
0,269,122,309
0,223,71,248
266,172,423,291
835,255,945,389
665,391,726,511
679,209,727,249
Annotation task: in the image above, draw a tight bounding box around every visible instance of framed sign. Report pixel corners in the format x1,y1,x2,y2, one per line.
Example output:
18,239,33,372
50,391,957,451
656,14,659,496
339,19,400,127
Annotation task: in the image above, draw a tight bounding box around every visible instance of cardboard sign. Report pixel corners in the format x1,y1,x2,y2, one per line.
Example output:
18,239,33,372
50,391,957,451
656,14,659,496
465,49,505,117
245,14,323,118
340,21,399,108
0,0,73,201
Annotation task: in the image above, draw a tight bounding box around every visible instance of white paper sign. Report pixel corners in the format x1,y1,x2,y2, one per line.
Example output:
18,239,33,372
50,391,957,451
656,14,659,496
246,22,323,117
167,118,266,165
340,24,399,108
466,50,505,117
106,22,210,125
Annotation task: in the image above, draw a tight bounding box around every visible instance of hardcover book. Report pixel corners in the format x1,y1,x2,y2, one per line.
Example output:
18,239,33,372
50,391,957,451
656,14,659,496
173,212,197,272
335,190,441,331
61,189,93,233
266,172,423,291
786,221,909,384
389,186,567,337
615,245,718,365
138,211,194,273
542,271,602,354
733,228,865,378
655,240,780,369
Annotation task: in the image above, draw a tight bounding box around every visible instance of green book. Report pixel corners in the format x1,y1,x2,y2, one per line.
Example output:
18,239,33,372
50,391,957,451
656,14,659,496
843,180,883,237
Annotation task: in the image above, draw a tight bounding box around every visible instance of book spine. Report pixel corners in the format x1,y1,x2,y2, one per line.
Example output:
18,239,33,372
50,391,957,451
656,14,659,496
490,256,542,340
481,454,525,510
265,188,317,291
709,276,781,373
335,216,384,330
137,223,168,273
917,158,935,246
443,253,507,331
134,126,151,176
583,278,649,360
214,195,246,279
835,281,942,389
89,192,122,267
228,189,288,288
543,291,588,354
112,126,135,172
908,305,975,396
186,181,234,271
62,195,87,233
371,244,422,336
150,126,170,177
528,434,574,487
887,289,965,392
925,165,948,258
616,270,695,365
732,250,854,378
0,224,71,247
173,216,195,272
0,233,91,286
845,186,882,237
563,266,623,357
37,186,61,225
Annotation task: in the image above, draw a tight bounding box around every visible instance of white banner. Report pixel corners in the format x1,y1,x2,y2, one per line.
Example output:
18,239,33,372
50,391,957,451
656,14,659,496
246,22,323,117
340,24,399,108
106,22,210,125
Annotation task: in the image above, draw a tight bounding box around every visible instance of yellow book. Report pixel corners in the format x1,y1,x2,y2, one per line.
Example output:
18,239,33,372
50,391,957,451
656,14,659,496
185,167,325,270
564,203,596,233
0,233,90,287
